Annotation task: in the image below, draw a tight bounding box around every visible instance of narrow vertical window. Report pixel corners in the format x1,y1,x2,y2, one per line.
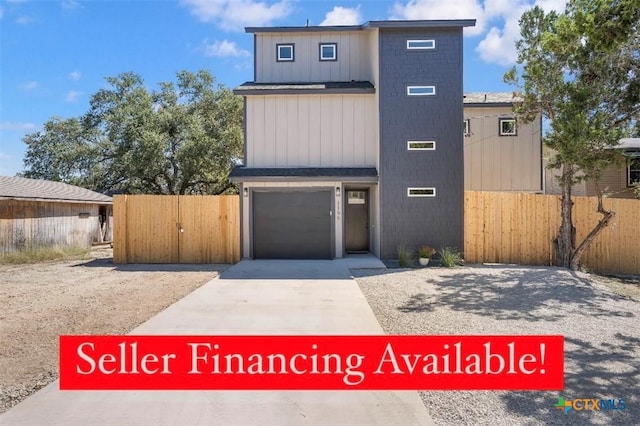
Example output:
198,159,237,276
319,43,337,61
628,158,640,186
463,119,471,136
277,44,294,62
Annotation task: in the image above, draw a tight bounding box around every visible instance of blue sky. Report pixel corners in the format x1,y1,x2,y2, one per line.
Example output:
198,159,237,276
0,0,566,176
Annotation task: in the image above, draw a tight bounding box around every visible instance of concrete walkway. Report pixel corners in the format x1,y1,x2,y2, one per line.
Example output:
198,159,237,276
0,259,432,426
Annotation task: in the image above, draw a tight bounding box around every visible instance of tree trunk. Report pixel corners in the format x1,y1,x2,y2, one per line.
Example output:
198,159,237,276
556,165,575,268
569,181,615,270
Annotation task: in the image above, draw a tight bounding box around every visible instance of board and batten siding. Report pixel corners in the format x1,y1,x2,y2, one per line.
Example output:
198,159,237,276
464,106,542,192
255,31,375,83
246,95,378,168
0,200,108,255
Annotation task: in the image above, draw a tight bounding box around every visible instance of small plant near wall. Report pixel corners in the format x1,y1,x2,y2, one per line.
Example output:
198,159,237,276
439,247,462,268
418,245,436,266
397,244,413,267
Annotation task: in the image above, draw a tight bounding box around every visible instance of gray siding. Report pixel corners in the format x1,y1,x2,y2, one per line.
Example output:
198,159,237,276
378,28,464,259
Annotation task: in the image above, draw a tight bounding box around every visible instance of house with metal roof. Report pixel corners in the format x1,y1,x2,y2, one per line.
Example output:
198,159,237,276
463,92,543,193
230,19,475,260
0,176,113,254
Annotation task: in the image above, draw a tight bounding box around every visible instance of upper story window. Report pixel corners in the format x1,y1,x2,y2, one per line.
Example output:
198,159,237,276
406,39,436,50
628,158,640,186
499,118,517,136
407,187,436,197
319,43,337,61
277,44,294,62
463,119,471,137
407,86,436,96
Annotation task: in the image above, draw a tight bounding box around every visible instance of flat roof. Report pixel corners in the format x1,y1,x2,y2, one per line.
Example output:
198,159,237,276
247,19,476,33
234,81,375,96
464,92,521,105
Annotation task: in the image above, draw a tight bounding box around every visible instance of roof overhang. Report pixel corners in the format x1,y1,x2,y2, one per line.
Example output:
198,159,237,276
229,167,378,183
0,196,113,205
246,20,476,34
607,138,640,157
234,81,375,96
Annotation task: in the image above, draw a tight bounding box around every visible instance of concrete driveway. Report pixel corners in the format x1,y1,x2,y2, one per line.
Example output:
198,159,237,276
0,259,433,425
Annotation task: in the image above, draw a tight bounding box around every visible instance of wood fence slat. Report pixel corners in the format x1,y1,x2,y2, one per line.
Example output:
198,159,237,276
464,191,640,274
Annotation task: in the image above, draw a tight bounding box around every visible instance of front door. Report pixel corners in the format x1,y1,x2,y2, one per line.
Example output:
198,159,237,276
345,190,369,252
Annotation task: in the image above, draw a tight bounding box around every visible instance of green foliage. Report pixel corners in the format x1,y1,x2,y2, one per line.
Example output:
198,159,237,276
439,247,462,268
633,182,640,200
21,70,243,195
0,246,91,264
504,0,639,269
418,245,436,259
397,244,413,267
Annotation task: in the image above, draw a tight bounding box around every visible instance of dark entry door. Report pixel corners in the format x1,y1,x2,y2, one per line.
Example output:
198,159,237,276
253,190,332,259
345,190,369,252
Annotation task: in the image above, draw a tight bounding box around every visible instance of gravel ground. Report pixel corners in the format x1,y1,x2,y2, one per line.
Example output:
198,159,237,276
354,265,639,426
0,249,227,414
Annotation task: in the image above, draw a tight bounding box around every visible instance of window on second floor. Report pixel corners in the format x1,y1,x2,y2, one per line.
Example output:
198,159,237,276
319,43,337,61
628,158,640,186
499,118,517,136
463,119,471,137
277,44,294,62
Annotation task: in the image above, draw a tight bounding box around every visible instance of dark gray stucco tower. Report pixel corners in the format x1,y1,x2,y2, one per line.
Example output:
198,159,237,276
377,24,469,259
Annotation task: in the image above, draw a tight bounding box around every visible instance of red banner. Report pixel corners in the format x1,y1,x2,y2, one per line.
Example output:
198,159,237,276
60,335,563,390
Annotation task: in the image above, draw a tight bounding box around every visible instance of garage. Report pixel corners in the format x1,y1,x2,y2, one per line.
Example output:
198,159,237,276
252,190,333,259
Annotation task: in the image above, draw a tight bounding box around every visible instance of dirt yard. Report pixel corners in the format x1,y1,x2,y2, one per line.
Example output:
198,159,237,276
0,248,227,413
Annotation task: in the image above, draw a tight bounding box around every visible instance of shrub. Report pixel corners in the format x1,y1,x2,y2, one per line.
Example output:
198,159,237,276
397,244,413,267
418,245,436,259
439,247,462,268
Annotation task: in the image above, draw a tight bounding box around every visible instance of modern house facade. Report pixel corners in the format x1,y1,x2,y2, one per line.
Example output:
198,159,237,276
463,92,543,193
231,20,475,260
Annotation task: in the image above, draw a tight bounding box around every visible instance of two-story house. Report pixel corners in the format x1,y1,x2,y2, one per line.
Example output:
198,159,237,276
463,92,543,193
231,20,476,260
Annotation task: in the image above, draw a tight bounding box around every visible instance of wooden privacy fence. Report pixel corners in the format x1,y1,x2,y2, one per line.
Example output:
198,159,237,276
114,195,240,264
465,191,640,275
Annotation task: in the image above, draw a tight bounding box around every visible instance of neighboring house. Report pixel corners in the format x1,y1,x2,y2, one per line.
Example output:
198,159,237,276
545,138,640,199
463,92,543,192
0,176,113,255
230,19,475,260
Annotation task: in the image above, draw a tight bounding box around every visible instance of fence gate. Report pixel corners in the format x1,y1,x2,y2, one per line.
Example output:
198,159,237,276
114,195,240,264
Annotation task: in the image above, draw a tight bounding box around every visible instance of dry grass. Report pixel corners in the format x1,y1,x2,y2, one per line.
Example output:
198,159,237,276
0,246,92,264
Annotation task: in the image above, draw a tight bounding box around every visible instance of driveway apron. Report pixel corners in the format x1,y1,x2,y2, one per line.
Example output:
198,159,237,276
0,259,433,425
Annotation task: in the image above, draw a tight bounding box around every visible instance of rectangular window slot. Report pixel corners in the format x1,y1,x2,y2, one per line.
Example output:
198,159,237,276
277,44,294,62
319,43,337,61
407,86,436,96
499,118,517,136
629,158,640,186
464,119,471,136
407,141,436,150
407,39,436,50
407,187,436,197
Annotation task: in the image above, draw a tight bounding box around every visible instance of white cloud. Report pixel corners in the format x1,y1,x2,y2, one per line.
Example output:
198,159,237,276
69,70,81,81
62,0,81,10
202,39,250,57
16,15,35,24
320,6,362,26
65,90,83,102
20,81,38,91
476,0,567,66
0,122,36,131
181,0,292,31
391,0,485,36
